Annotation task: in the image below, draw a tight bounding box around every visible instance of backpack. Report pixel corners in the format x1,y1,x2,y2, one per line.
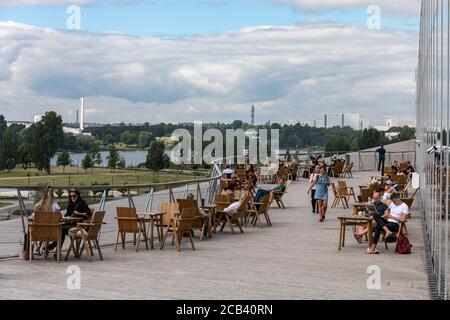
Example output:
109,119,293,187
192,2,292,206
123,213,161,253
395,234,412,254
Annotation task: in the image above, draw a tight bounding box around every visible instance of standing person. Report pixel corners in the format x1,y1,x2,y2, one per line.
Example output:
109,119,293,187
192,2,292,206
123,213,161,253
376,145,386,173
307,166,330,222
309,166,320,214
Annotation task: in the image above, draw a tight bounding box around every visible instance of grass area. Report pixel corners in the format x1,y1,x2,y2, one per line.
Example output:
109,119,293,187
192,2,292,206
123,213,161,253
0,202,12,208
0,167,206,188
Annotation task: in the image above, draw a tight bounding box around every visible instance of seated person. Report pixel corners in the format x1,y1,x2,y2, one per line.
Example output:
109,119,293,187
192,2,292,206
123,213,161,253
247,170,258,188
223,165,234,179
406,161,415,174
382,183,395,202
367,193,409,254
254,179,286,203
65,189,92,245
354,192,388,243
223,194,248,214
223,174,242,194
391,161,400,175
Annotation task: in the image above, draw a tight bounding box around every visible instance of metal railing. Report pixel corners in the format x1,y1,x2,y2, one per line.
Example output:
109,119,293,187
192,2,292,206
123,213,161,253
0,162,224,259
278,150,415,172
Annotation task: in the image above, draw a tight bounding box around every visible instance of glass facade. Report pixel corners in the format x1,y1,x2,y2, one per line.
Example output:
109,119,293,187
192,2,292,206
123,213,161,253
416,0,450,300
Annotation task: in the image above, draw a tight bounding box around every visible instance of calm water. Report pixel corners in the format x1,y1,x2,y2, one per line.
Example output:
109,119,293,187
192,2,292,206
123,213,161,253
51,150,148,168
51,149,308,168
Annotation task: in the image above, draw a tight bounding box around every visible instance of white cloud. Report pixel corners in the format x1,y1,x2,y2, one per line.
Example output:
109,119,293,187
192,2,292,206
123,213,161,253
273,0,421,16
0,21,418,125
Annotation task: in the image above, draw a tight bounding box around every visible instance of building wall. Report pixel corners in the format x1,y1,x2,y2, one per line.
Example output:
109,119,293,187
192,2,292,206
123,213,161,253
416,0,449,300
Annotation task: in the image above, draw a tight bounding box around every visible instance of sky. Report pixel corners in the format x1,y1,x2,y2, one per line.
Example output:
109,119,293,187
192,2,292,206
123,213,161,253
0,0,422,125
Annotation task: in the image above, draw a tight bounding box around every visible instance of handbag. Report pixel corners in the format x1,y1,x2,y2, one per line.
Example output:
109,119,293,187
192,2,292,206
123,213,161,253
395,234,413,254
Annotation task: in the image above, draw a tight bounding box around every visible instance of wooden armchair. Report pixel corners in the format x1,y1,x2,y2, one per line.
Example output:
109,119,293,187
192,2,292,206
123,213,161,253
331,183,348,209
331,160,345,177
28,211,63,262
337,181,357,204
65,211,105,262
247,194,272,227
172,207,198,251
177,199,210,240
342,162,353,178
115,207,148,252
382,220,408,250
271,180,292,209
216,195,251,234
158,202,180,250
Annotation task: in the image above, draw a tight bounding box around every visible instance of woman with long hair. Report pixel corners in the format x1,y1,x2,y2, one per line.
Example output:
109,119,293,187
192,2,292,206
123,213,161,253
307,166,330,222
34,186,61,215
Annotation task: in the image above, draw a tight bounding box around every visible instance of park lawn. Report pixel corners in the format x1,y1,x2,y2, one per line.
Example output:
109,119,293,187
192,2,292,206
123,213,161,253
0,202,12,208
0,166,133,178
0,171,201,187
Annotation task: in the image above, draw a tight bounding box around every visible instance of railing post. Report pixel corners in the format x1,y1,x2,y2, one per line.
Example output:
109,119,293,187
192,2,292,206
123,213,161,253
145,187,154,213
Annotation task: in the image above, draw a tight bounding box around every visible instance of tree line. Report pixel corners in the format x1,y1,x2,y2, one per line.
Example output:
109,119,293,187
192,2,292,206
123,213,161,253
0,112,169,174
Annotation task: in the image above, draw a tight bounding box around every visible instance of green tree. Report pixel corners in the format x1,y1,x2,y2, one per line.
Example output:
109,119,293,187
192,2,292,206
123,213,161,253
106,144,120,172
0,126,19,171
232,120,243,130
0,114,7,142
117,156,126,169
25,111,63,173
287,135,301,147
120,131,138,145
56,150,71,173
81,153,93,173
138,131,154,149
145,140,169,172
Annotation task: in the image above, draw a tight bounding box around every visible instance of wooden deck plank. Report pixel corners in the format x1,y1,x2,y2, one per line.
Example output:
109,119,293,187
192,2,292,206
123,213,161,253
0,171,430,299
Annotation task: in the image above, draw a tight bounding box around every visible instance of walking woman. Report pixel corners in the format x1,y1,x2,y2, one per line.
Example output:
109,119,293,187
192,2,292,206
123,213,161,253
307,166,330,222
309,166,320,213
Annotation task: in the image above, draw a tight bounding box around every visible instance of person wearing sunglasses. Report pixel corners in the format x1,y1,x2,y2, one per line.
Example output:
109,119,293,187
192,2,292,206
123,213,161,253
66,189,92,219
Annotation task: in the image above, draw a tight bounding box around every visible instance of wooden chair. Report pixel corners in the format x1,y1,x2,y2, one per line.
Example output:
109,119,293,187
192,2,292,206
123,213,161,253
331,182,348,209
235,168,247,182
115,207,148,252
158,202,180,249
337,181,357,204
177,199,210,240
359,188,372,203
172,207,197,251
331,160,345,177
342,162,353,178
248,194,272,227
382,221,407,250
217,195,251,234
28,211,63,262
65,211,105,262
271,180,292,209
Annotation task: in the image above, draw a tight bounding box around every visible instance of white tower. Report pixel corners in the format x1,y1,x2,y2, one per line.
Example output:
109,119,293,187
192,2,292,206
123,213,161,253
80,97,84,131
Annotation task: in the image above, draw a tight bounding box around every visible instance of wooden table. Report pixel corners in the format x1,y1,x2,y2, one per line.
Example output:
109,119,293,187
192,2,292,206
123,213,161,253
337,216,373,250
140,212,165,249
352,204,367,216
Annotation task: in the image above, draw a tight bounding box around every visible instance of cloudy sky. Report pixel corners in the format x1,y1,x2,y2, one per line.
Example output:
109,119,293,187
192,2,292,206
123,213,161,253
0,0,421,125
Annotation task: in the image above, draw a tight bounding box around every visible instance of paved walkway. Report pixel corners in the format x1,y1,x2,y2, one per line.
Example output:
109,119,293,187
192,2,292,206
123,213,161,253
0,171,430,299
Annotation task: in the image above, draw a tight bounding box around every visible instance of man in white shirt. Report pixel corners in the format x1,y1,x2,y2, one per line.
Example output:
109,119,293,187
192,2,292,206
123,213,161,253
366,193,409,254
223,165,234,179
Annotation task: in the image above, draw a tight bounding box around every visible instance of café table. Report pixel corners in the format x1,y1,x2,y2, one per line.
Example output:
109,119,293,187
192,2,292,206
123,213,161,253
201,204,217,237
337,215,373,250
140,212,165,249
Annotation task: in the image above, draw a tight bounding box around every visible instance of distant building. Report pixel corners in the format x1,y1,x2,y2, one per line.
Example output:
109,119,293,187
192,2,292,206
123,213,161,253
323,113,360,130
385,118,399,128
360,118,371,130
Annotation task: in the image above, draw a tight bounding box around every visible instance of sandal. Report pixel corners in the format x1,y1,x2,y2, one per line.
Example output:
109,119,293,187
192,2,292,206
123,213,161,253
365,248,379,255
354,233,363,244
